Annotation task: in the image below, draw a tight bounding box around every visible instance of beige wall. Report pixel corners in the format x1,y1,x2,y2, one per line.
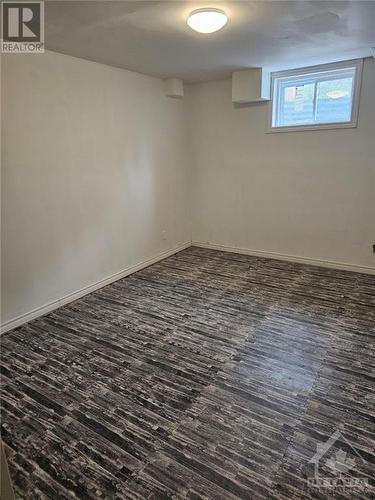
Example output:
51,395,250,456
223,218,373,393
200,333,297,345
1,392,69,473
187,58,375,270
1,51,190,326
2,52,374,329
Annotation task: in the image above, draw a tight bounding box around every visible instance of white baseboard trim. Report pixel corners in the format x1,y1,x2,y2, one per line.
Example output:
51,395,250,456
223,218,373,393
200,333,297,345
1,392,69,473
192,241,375,275
0,241,191,335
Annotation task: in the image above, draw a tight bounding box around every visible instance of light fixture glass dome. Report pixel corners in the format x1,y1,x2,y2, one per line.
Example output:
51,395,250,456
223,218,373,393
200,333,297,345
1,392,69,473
187,9,228,34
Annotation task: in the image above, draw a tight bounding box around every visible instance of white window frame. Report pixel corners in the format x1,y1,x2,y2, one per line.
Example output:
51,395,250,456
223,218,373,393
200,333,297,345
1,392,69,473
267,59,363,133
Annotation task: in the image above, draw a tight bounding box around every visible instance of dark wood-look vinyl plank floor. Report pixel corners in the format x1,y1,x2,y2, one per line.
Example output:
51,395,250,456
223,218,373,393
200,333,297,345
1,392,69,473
1,247,374,499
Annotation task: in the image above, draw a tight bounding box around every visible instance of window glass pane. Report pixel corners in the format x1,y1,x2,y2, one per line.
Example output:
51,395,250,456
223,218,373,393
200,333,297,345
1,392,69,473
315,77,354,123
271,64,358,129
277,80,315,126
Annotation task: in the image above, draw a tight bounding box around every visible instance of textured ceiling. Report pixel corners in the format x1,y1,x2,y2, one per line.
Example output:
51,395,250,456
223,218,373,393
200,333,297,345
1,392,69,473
45,1,375,82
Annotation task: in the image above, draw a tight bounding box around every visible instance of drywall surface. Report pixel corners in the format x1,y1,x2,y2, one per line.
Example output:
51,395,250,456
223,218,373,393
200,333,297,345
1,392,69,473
187,58,375,270
1,51,190,325
2,51,374,329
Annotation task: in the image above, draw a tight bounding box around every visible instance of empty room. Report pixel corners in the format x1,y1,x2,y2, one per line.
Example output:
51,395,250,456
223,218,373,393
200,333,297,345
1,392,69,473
1,1,374,498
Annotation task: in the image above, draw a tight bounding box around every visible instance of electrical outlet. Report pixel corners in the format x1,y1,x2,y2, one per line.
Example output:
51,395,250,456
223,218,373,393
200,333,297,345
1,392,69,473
162,230,167,241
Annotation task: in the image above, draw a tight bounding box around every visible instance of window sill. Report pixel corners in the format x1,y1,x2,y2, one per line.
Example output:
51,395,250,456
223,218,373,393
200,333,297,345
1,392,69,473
266,121,358,134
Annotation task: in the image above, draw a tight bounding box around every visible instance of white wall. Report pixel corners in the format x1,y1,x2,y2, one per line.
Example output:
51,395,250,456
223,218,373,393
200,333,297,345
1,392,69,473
187,58,375,271
1,51,190,326
2,52,374,329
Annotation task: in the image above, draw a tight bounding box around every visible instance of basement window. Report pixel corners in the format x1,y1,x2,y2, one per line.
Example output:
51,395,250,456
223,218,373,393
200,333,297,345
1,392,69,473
269,59,363,132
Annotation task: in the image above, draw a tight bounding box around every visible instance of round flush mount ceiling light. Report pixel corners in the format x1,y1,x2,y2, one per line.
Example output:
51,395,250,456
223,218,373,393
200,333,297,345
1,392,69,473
187,9,228,34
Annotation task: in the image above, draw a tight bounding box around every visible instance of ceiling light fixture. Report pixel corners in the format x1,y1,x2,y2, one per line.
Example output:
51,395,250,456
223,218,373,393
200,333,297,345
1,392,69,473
187,9,228,34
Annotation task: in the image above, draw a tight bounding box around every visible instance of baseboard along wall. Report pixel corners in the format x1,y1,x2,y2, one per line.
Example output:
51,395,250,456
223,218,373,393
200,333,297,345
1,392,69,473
2,239,374,334
193,241,375,275
0,242,191,335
